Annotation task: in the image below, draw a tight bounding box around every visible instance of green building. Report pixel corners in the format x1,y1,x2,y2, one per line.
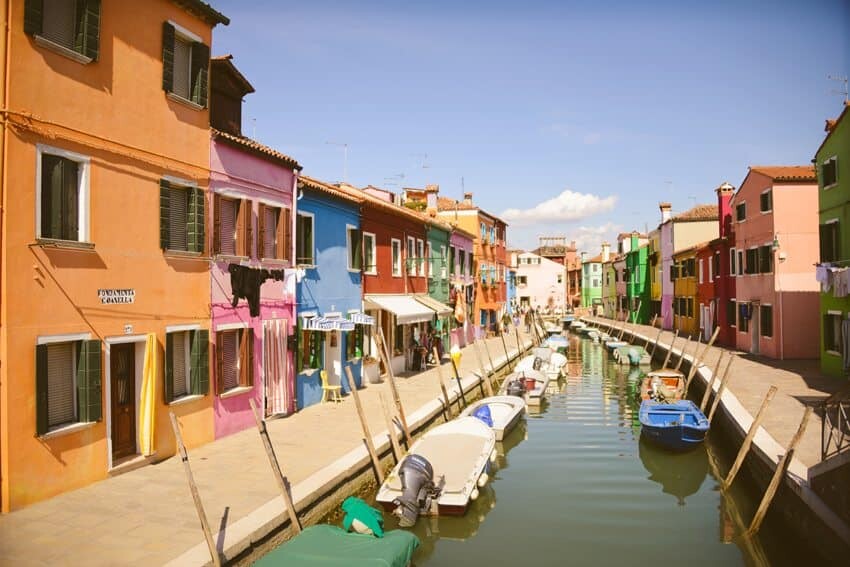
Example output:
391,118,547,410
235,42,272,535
817,101,850,376
625,232,652,324
426,221,453,348
602,259,617,318
581,251,604,309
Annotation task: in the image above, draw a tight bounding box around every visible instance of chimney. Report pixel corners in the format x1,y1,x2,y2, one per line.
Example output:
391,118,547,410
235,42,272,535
601,241,610,262
630,230,639,251
463,192,474,205
570,240,576,249
659,202,672,222
716,182,735,239
580,251,588,263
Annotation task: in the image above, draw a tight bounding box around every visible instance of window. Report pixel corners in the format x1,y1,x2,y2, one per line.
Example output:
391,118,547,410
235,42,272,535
165,329,209,402
713,252,720,279
739,303,750,333
216,328,253,393
258,204,291,262
687,298,694,318
480,223,486,240
160,179,204,253
592,278,599,287
406,237,416,276
737,250,744,276
480,262,488,284
760,305,773,338
38,147,90,243
736,202,746,222
822,156,838,189
758,245,773,274
745,248,758,274
592,264,599,273
347,226,362,271
162,22,210,108
391,238,402,276
363,232,377,275
346,325,363,361
760,190,772,213
557,274,563,284
25,0,101,62
35,337,101,435
820,221,840,263
699,259,704,283
417,239,425,276
449,246,456,275
214,196,250,257
824,312,842,353
730,248,736,275
427,242,434,279
296,213,314,265
517,275,528,285
440,245,447,279
728,299,736,327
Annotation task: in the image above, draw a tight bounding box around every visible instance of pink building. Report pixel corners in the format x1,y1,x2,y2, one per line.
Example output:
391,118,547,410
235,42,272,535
209,57,300,438
449,228,476,347
730,166,819,359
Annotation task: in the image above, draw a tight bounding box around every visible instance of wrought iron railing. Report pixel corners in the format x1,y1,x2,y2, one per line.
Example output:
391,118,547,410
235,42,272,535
821,383,850,461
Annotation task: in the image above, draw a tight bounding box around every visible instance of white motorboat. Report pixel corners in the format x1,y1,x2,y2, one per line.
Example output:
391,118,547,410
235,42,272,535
516,347,567,381
499,367,549,406
460,395,526,441
570,320,587,330
376,417,496,526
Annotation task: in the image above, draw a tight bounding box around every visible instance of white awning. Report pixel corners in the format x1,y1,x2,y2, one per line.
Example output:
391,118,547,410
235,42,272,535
364,294,434,325
349,312,375,326
302,316,355,332
415,295,453,317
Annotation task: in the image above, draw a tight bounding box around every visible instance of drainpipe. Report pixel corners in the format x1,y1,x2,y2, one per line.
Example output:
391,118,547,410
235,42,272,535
0,0,11,513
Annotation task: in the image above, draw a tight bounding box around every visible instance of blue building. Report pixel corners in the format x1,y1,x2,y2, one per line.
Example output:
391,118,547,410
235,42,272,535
294,177,369,408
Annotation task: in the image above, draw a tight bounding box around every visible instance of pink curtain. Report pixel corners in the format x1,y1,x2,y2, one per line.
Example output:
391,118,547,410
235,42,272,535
264,320,293,416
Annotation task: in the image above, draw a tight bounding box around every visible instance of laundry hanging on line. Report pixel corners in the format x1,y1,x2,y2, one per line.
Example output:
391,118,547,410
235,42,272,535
228,264,286,317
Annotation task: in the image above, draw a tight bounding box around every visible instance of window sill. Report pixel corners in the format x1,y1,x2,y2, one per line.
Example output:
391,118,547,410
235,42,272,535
168,394,204,407
260,258,291,268
164,250,206,260
824,183,838,191
219,386,253,399
826,350,842,357
34,35,93,64
40,421,96,440
363,270,378,276
216,254,250,263
296,264,317,269
166,91,205,111
33,239,95,251
347,268,361,274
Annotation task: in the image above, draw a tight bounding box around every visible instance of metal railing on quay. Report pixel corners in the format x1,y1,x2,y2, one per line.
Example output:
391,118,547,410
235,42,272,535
821,382,850,461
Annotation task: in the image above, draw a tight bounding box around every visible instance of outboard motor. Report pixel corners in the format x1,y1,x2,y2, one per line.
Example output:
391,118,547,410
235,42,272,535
392,454,441,527
506,378,527,397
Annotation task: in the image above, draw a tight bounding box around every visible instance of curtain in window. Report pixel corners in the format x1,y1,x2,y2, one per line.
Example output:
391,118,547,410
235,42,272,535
264,320,291,416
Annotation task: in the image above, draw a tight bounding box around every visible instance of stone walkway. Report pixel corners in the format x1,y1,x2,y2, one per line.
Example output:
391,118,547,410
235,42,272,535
581,316,843,468
0,331,534,566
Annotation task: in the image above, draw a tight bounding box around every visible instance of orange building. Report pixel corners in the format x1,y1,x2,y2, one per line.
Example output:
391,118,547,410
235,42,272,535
0,0,228,511
437,192,508,336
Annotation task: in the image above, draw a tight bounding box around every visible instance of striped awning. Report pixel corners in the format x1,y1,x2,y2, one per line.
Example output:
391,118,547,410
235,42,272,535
302,316,355,332
349,312,375,325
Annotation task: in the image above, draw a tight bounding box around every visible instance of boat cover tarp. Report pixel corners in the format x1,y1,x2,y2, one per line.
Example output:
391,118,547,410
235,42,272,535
254,525,420,567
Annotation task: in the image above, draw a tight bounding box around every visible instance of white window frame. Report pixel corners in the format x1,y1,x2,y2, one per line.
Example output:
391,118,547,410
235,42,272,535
35,144,91,243
427,242,434,279
346,224,360,273
440,245,447,279
296,211,315,267
823,155,839,191
165,21,204,108
708,256,713,281
363,231,377,275
391,238,402,277
737,250,744,276
406,236,416,276
759,188,773,214
167,329,194,401
699,259,704,283
417,239,425,277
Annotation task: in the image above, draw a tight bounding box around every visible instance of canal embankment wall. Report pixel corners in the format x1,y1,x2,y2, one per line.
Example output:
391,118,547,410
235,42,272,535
580,316,850,563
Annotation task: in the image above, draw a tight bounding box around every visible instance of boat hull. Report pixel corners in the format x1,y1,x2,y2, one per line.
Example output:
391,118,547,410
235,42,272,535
639,400,709,452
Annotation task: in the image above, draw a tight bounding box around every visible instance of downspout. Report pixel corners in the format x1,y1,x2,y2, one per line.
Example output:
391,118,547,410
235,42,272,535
0,0,11,513
291,170,299,411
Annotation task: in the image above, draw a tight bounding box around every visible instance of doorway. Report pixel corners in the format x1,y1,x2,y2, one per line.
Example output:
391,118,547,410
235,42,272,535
325,330,342,388
110,343,136,460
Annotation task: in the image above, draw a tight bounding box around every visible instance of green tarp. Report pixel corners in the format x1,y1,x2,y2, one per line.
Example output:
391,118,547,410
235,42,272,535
253,525,420,567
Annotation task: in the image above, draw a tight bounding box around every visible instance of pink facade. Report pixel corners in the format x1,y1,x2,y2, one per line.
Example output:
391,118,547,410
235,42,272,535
731,167,819,359
210,138,297,438
450,230,476,347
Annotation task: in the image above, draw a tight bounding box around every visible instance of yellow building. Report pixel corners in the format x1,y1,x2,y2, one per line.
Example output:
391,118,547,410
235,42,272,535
672,245,699,335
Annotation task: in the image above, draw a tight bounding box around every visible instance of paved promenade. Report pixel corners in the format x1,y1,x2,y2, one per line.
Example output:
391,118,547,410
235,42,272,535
0,332,533,566
582,315,843,469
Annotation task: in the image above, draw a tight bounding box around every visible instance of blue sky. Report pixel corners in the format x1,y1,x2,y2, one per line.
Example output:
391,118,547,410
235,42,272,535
211,0,849,251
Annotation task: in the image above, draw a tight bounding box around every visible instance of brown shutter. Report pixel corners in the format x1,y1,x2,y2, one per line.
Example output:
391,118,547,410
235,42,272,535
239,328,253,387
282,207,292,263
245,200,253,258
215,331,223,395
257,203,266,259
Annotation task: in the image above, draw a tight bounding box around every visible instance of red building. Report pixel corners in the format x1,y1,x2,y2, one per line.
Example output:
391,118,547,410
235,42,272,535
697,182,737,346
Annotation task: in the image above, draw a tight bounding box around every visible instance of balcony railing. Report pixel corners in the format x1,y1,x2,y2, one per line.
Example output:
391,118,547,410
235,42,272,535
821,383,850,461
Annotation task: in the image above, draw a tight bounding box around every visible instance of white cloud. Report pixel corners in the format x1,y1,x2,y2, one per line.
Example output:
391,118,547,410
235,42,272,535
501,189,617,226
506,221,621,254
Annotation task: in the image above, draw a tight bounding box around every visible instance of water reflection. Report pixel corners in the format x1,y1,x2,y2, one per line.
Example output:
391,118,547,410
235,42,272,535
638,437,709,506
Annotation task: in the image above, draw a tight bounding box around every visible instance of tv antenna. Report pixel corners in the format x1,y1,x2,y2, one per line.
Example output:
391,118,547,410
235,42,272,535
828,74,849,103
383,173,405,187
410,153,430,169
326,141,348,182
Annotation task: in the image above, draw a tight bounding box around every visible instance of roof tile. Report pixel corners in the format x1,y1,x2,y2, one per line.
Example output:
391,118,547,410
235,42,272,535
749,165,816,182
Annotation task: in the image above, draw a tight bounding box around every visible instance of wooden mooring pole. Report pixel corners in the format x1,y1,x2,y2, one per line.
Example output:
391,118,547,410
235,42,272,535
648,325,664,358
500,331,512,371
432,347,455,418
344,366,384,484
661,330,679,368
723,385,778,490
379,392,403,462
644,315,658,349
683,327,720,397
700,350,726,413
377,328,413,446
481,338,497,375
248,399,302,535
708,356,735,424
472,341,495,397
169,412,221,567
674,335,695,372
745,406,813,537
449,353,468,409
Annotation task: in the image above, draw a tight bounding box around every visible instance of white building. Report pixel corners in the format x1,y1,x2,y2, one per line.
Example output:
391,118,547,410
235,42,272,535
513,251,567,313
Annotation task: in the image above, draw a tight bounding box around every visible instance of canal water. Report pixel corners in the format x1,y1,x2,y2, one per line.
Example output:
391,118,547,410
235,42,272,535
369,333,814,567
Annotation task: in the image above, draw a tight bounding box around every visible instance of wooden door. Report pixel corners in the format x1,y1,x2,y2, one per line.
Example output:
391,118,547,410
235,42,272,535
111,343,136,460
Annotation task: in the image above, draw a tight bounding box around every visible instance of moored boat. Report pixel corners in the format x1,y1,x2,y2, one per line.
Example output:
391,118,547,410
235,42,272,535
499,368,550,406
612,345,652,366
460,395,526,441
544,334,568,354
639,399,709,451
376,417,496,525
638,368,685,402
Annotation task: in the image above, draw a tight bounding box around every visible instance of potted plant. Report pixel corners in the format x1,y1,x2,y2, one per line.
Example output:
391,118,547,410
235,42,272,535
362,355,381,384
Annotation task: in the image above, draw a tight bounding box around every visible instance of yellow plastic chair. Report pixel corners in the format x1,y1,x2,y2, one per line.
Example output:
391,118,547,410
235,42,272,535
320,370,342,403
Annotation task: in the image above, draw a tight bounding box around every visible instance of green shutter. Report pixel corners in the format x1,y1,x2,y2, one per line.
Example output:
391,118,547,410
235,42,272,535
36,344,49,436
188,187,205,253
159,179,170,249
164,332,174,403
191,330,209,395
296,317,304,373
162,22,175,92
74,0,100,60
352,228,362,270
77,340,102,422
191,42,209,107
24,0,43,36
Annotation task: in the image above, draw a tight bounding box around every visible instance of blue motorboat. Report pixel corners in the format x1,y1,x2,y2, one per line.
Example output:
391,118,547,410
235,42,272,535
639,400,709,451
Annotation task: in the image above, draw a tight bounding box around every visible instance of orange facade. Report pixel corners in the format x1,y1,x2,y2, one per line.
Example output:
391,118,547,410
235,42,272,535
0,0,226,510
